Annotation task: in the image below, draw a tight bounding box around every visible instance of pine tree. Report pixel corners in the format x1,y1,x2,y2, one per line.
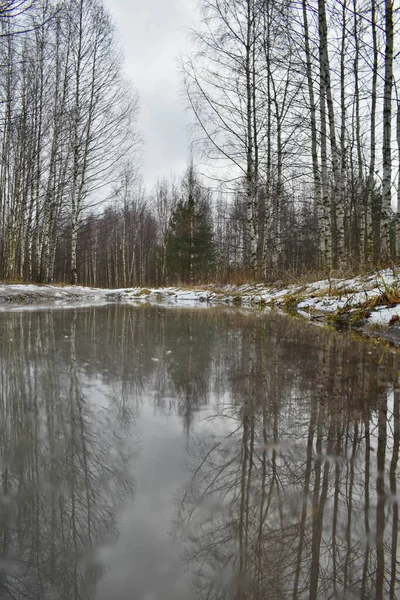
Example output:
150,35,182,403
166,164,214,283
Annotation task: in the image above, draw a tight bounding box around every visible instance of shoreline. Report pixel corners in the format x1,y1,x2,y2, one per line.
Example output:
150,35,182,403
2,267,400,347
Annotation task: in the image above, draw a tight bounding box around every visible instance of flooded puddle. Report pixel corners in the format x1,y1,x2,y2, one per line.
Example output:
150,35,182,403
0,304,399,599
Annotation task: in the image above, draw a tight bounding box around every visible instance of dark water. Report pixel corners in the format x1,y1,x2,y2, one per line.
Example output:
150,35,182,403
0,304,399,599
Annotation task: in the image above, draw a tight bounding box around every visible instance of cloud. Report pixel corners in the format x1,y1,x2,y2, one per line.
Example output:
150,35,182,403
103,0,198,189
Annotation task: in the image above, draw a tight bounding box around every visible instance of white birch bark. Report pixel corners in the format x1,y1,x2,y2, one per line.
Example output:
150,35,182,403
318,0,343,267
245,0,258,278
353,0,364,262
367,0,378,263
381,0,394,259
302,0,323,263
396,100,400,256
262,1,272,278
318,0,332,269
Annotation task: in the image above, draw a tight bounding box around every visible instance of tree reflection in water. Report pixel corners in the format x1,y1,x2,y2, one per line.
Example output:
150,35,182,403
1,306,399,600
174,316,400,600
0,309,135,599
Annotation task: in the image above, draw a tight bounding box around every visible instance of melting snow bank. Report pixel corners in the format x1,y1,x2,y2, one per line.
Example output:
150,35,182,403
0,284,110,309
2,268,400,345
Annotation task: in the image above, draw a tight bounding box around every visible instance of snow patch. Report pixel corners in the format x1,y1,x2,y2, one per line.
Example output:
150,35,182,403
2,267,400,333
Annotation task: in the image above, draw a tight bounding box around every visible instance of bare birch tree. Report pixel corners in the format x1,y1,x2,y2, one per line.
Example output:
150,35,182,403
381,0,394,259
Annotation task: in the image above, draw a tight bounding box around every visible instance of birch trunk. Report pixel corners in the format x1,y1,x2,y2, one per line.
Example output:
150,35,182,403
272,93,283,272
396,100,400,256
368,0,378,263
302,0,323,263
246,0,257,278
70,0,84,285
70,0,99,284
121,210,127,288
340,0,347,256
41,17,69,283
262,1,272,278
353,0,364,262
318,0,343,266
381,0,394,259
318,2,332,269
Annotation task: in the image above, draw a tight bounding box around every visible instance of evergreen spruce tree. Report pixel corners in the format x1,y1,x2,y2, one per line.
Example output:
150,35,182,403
166,164,214,283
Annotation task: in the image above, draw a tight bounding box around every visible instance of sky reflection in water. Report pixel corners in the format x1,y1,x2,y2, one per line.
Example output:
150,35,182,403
0,304,399,600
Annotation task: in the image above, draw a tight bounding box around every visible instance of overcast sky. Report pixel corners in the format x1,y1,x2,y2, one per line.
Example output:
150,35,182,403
103,0,199,192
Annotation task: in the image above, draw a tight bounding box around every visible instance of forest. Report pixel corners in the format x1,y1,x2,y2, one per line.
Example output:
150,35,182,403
0,0,399,287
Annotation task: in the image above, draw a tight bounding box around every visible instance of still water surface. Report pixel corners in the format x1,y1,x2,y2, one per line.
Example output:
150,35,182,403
0,304,399,599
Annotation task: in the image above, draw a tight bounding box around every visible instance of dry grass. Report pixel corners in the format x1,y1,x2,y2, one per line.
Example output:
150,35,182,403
167,267,364,292
367,322,387,331
279,265,373,288
364,287,400,309
2,262,399,293
133,288,152,296
0,279,77,287
210,269,257,286
0,277,32,285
